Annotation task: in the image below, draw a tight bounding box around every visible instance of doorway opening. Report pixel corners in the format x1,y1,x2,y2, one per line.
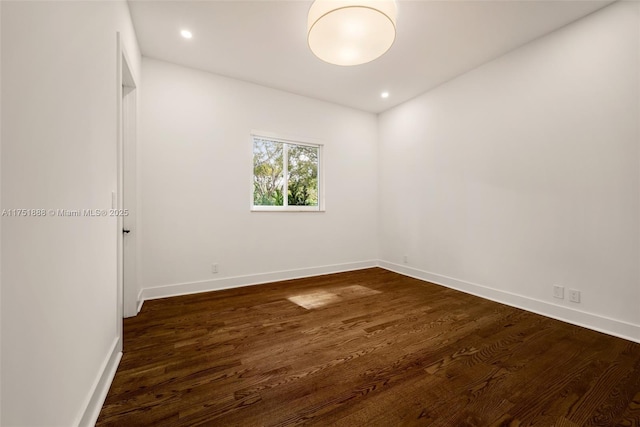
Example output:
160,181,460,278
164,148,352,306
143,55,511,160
117,34,139,354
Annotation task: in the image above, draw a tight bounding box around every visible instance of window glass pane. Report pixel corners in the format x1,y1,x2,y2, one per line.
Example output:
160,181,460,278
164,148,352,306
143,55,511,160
253,138,284,206
287,144,318,206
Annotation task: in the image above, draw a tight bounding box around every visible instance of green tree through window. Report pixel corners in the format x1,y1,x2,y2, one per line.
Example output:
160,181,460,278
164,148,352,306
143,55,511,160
253,136,321,210
253,138,284,206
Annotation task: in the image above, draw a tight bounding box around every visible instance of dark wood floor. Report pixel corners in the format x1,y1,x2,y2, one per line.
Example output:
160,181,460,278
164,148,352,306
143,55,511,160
97,268,640,426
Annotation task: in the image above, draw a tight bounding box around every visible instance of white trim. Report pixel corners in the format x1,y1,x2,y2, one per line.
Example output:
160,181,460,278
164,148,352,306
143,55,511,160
118,34,139,321
0,2,3,422
250,131,324,212
76,338,122,427
251,206,324,212
140,260,377,301
136,288,144,314
250,129,324,147
378,260,640,344
116,33,124,353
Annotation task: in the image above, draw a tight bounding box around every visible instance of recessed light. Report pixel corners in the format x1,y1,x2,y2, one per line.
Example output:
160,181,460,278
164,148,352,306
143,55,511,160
381,92,389,99
181,30,193,39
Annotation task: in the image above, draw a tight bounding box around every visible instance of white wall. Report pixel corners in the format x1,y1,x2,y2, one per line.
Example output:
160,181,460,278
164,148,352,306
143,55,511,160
139,58,378,298
378,1,640,341
1,1,140,425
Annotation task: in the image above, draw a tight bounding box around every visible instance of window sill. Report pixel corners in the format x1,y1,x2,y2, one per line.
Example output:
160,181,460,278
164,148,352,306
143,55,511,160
251,206,325,213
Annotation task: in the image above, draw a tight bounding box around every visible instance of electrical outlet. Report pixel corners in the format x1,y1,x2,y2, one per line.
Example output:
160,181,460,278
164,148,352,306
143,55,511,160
403,255,408,264
553,285,564,299
212,263,218,274
569,289,580,303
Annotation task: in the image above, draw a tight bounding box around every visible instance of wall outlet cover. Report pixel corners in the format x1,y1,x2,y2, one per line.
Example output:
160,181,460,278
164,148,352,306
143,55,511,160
569,289,581,303
553,285,564,299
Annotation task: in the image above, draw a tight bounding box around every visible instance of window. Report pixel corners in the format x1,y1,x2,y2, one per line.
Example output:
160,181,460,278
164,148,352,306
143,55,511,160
252,134,323,211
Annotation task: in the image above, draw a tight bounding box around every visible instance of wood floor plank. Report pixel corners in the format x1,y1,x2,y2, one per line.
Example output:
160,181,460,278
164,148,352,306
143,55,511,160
97,268,640,426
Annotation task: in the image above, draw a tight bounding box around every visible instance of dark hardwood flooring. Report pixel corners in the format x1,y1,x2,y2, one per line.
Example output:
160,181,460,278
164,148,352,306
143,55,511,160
97,268,640,426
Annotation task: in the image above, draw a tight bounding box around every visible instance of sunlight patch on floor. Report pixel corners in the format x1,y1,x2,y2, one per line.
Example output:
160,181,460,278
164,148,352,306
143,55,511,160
287,285,381,310
288,290,341,309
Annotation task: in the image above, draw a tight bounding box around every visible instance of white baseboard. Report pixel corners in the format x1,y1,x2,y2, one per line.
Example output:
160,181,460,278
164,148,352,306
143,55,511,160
140,260,378,302
76,337,122,427
378,260,640,344
136,288,144,314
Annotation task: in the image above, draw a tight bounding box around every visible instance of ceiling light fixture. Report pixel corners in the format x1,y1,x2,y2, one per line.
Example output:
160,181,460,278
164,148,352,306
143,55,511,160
381,91,389,98
180,29,193,39
307,0,398,66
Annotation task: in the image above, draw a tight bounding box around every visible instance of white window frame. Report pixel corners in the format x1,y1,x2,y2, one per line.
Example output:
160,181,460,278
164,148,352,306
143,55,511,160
250,131,324,212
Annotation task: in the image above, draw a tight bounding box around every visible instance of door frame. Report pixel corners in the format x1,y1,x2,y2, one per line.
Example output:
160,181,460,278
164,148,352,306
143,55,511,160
116,33,138,351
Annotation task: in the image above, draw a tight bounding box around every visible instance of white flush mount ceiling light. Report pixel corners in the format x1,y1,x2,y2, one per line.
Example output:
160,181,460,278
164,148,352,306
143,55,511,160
180,29,193,39
308,0,398,66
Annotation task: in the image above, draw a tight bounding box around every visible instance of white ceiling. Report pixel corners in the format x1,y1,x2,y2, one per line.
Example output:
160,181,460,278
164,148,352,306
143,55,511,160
128,0,613,113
